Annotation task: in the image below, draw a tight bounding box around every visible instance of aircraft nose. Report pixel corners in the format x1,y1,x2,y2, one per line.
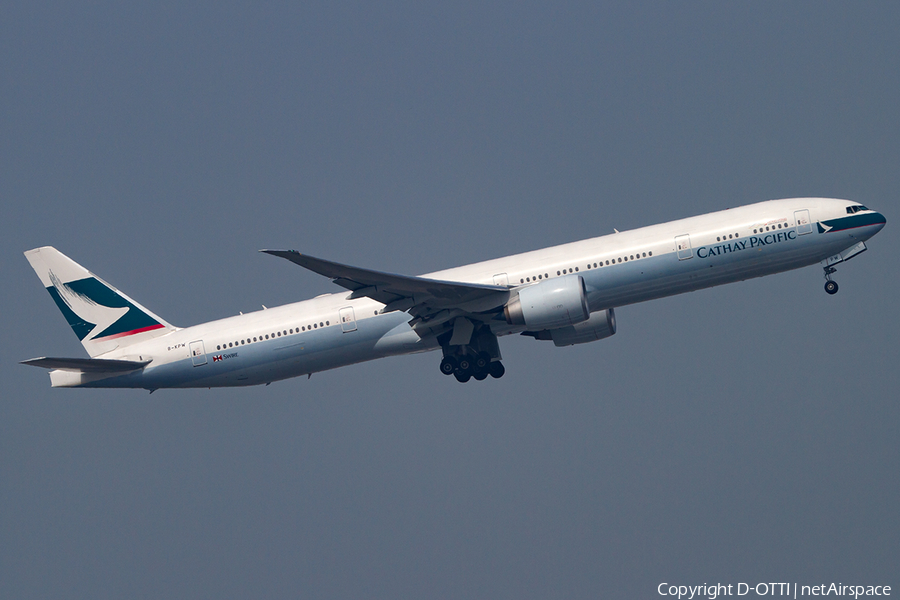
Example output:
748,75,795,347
873,211,887,231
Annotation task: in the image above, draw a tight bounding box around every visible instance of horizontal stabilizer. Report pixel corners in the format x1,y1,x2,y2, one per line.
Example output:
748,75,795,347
21,357,151,372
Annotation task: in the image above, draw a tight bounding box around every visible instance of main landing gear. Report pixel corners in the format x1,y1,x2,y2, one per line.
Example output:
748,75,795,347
823,265,839,295
438,323,505,383
440,353,506,382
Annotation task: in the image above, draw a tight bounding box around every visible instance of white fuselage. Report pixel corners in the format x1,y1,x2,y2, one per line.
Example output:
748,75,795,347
52,197,885,389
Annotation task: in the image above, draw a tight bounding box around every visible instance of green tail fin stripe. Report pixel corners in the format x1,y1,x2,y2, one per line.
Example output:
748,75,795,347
46,277,162,341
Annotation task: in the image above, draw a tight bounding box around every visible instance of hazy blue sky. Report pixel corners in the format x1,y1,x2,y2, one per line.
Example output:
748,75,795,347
2,2,898,598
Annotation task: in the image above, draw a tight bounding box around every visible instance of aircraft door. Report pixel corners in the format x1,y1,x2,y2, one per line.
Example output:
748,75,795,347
795,209,812,235
340,306,357,332
189,340,207,366
675,234,693,260
493,273,509,287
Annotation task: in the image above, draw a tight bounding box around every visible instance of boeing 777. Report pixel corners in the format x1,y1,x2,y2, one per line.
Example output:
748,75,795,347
22,197,886,389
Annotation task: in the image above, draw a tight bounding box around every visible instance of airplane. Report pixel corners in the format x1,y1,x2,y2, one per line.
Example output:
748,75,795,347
22,197,885,390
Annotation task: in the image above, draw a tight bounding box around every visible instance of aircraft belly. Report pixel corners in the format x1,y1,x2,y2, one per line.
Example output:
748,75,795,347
584,231,851,310
152,311,415,388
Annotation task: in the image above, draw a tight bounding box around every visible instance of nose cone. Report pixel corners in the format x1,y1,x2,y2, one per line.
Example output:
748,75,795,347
872,211,887,233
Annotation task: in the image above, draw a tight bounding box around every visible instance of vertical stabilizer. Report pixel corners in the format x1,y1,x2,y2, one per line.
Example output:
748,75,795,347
24,247,177,357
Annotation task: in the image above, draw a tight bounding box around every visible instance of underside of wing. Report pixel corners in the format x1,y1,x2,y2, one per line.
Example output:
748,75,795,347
261,250,510,319
21,357,151,372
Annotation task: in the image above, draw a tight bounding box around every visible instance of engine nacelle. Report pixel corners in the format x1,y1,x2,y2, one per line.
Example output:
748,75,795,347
548,308,616,346
504,275,590,330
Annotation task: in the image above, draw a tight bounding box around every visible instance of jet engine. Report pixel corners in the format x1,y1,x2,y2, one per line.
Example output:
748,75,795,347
504,275,590,330
521,308,617,347
547,308,616,346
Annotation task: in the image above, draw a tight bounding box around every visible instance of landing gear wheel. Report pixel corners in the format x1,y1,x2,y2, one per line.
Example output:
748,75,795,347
457,356,472,373
440,356,457,375
474,351,491,371
488,361,506,379
824,280,839,295
454,370,471,383
473,371,488,381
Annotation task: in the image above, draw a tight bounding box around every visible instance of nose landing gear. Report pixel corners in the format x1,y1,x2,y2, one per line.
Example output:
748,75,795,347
821,242,870,295
824,265,839,295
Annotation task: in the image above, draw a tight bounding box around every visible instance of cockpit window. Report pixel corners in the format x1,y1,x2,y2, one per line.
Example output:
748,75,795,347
846,205,869,214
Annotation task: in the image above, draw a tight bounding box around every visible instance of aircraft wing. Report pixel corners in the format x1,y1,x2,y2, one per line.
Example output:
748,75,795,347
261,250,510,317
21,357,151,372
